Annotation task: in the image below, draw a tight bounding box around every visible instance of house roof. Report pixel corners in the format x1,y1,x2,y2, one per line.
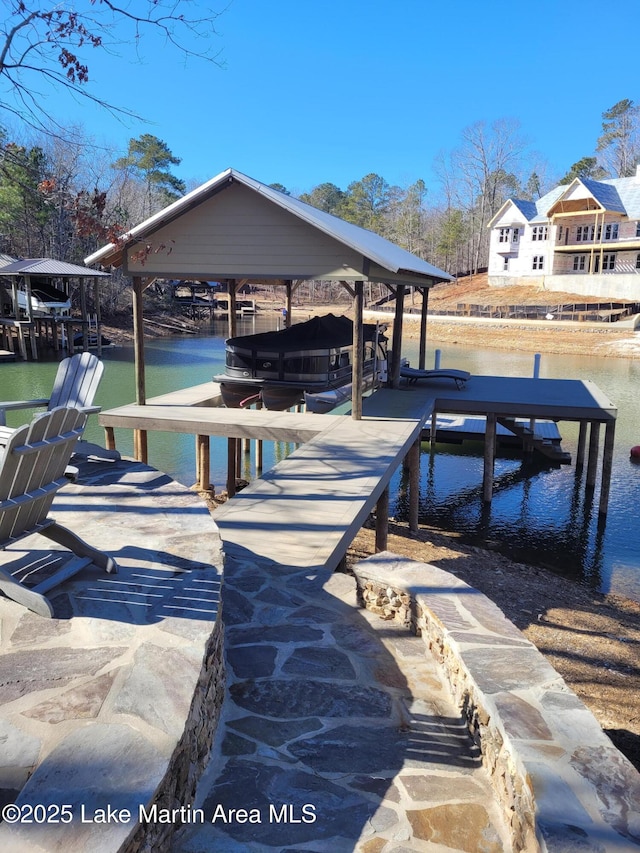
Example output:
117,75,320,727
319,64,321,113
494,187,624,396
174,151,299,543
85,168,452,286
490,172,640,228
0,258,109,277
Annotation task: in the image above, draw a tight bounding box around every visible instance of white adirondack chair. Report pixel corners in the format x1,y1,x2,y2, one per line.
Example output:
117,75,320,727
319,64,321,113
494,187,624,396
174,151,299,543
0,406,117,617
0,352,104,446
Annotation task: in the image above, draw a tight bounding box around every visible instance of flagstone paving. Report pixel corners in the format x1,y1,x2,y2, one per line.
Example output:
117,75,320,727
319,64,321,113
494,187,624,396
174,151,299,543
174,561,513,852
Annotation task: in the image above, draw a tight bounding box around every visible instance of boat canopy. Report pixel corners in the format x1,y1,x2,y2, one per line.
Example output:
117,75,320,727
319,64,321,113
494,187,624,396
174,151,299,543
226,314,384,352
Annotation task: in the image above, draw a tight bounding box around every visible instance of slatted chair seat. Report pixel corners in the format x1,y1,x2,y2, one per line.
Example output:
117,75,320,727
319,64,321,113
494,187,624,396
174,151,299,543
0,407,117,617
0,351,104,446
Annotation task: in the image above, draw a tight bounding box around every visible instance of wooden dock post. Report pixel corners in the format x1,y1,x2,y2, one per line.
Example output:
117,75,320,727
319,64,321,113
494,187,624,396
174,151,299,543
227,438,237,497
408,438,420,534
352,281,364,420
483,413,497,503
576,421,588,471
586,421,601,488
375,486,389,552
418,287,429,370
599,420,616,515
197,435,210,491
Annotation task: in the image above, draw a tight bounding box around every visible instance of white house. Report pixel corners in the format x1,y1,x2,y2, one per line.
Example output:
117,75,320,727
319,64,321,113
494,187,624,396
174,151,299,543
487,166,640,299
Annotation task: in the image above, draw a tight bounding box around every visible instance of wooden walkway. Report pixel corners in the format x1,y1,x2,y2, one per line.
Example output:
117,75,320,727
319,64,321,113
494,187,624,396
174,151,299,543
99,374,618,577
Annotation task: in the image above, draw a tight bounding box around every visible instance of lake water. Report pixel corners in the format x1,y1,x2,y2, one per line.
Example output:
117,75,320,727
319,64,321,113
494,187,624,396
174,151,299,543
2,314,638,602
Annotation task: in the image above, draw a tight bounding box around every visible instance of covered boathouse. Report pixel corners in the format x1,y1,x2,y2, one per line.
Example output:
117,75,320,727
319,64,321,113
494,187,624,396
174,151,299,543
85,167,617,515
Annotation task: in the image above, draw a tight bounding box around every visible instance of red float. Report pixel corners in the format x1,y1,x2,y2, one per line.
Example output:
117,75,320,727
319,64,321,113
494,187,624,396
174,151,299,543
631,446,640,460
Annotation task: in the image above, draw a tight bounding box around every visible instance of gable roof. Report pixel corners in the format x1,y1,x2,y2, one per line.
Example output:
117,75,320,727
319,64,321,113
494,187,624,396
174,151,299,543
85,168,452,286
490,172,640,229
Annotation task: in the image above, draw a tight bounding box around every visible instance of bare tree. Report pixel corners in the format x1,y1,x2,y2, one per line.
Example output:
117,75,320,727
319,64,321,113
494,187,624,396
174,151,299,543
596,99,640,178
439,119,531,274
0,1,224,133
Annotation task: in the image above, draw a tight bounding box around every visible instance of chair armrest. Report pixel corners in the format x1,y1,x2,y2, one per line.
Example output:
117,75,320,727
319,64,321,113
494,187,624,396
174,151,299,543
0,399,50,426
81,405,102,415
0,399,50,411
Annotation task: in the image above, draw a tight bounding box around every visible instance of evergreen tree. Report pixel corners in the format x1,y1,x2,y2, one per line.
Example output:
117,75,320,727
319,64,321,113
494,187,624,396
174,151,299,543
559,156,608,184
339,173,390,231
113,135,186,217
299,182,345,215
0,136,50,256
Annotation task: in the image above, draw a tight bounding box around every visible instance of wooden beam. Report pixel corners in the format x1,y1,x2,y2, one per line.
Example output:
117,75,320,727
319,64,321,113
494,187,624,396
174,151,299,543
390,284,405,388
285,280,293,328
132,276,146,405
599,420,615,516
228,279,237,338
408,438,420,534
576,421,588,471
375,486,389,552
483,413,497,503
419,287,429,370
586,421,600,488
227,438,237,497
340,280,356,299
352,281,364,420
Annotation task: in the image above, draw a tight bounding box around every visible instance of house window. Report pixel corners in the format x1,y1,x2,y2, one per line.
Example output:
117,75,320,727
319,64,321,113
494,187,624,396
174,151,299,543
576,224,598,241
636,222,640,237
636,253,640,269
532,225,548,241
604,222,619,240
573,255,586,271
503,257,509,271
532,256,544,270
557,225,563,242
602,253,616,271
498,227,519,243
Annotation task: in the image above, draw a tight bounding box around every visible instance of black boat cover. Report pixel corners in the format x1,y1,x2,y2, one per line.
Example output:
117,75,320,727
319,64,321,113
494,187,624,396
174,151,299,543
226,314,384,352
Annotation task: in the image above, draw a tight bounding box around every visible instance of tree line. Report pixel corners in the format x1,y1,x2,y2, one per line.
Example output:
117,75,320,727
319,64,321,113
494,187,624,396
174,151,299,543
1,4,639,318
2,100,637,310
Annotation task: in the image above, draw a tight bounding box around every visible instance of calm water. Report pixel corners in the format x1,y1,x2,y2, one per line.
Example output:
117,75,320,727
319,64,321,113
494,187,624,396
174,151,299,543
2,315,639,602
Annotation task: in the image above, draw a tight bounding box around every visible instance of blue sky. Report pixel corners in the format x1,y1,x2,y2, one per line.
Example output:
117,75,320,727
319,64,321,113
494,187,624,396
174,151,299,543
9,0,640,197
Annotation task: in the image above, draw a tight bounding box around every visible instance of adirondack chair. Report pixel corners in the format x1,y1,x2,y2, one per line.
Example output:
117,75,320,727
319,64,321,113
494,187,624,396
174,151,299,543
0,352,104,446
0,406,117,617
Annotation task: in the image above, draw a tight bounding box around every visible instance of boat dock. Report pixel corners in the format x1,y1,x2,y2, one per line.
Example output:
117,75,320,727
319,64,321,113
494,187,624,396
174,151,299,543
99,371,618,525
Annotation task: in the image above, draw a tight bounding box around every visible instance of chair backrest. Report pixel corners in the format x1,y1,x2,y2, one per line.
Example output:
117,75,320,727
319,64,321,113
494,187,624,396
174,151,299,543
0,407,86,547
48,352,104,411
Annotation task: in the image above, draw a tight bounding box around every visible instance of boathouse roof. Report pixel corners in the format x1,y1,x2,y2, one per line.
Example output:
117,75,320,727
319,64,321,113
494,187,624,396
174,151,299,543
84,168,452,287
0,258,109,277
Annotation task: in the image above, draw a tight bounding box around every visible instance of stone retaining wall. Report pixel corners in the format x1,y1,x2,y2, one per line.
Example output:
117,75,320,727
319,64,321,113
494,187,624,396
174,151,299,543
352,552,640,853
122,617,225,853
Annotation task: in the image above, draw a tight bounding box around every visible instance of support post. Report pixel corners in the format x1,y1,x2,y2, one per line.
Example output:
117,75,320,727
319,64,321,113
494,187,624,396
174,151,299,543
409,438,421,534
132,277,146,405
197,435,210,491
483,413,497,503
375,486,389,552
391,284,405,388
228,280,237,339
105,426,116,451
418,287,429,370
79,279,88,351
598,420,616,516
285,280,293,328
576,421,588,471
352,281,364,420
586,421,600,488
227,438,237,497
